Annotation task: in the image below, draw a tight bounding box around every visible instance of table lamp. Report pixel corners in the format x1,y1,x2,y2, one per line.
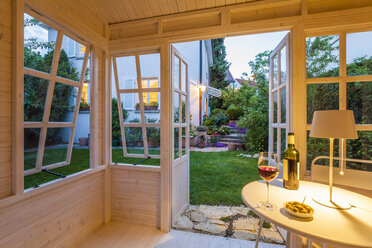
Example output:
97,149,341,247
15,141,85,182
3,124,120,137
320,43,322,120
309,110,358,210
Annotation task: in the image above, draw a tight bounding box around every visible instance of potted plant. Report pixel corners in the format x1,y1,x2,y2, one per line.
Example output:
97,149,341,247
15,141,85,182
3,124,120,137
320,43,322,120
135,102,140,110
79,99,90,111
196,125,208,146
78,137,88,146
147,101,159,110
198,135,206,148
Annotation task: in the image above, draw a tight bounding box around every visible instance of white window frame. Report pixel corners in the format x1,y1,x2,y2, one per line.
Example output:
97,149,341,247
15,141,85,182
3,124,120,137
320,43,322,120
23,9,90,176
112,51,161,160
305,28,372,173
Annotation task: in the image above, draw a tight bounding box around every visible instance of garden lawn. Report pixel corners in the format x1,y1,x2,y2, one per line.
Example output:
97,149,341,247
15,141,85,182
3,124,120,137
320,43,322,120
190,150,260,206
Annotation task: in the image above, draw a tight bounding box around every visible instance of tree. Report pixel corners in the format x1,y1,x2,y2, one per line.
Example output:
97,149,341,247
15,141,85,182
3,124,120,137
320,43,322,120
209,38,232,109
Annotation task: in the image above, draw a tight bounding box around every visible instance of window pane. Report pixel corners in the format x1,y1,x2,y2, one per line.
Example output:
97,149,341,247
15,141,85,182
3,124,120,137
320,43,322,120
273,91,278,123
145,92,160,124
140,53,160,80
307,83,339,124
280,128,286,161
174,93,179,123
174,127,180,159
182,127,186,156
181,95,187,123
49,83,77,122
58,35,87,82
280,87,286,123
273,128,277,154
24,13,57,73
24,75,48,122
125,127,144,154
181,61,187,92
120,93,141,123
280,47,287,85
115,56,138,89
43,128,71,166
347,82,372,124
346,31,372,76
273,54,278,88
346,131,372,171
24,128,41,171
306,35,339,78
147,127,160,155
307,131,339,171
173,56,180,90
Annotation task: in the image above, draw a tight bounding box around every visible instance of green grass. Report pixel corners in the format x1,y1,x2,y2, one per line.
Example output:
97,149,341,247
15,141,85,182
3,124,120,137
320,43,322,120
190,150,260,206
25,148,259,206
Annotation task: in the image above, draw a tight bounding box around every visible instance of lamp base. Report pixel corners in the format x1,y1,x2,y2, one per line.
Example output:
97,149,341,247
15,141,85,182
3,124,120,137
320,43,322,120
312,198,353,210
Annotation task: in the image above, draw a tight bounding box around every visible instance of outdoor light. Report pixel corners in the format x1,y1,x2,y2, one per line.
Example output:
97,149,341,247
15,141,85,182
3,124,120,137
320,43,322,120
199,85,207,92
310,110,357,210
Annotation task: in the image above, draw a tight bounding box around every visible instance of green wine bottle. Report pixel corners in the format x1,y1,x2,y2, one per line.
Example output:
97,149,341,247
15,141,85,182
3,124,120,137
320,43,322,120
283,132,299,190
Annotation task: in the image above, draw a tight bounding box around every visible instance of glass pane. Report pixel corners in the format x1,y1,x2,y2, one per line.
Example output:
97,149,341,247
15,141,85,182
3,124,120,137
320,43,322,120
280,47,287,85
140,53,160,80
43,128,71,166
182,127,186,156
124,127,144,154
307,131,339,171
280,128,286,161
57,35,87,82
306,35,339,78
346,131,372,171
174,93,179,123
174,128,179,159
280,87,286,123
273,128,277,154
24,128,41,171
181,61,187,92
147,127,160,155
347,82,372,124
120,93,141,123
181,95,187,123
346,31,372,76
115,56,138,89
49,83,77,122
273,54,278,88
24,13,57,73
173,56,180,90
273,91,278,123
141,79,159,89
307,83,339,124
145,92,160,123
24,75,48,122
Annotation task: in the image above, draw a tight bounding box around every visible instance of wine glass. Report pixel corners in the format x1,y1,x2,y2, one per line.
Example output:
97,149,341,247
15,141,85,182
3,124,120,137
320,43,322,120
257,152,279,210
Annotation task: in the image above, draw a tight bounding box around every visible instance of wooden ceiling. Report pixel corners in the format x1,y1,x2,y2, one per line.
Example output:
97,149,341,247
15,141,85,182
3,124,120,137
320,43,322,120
83,0,258,24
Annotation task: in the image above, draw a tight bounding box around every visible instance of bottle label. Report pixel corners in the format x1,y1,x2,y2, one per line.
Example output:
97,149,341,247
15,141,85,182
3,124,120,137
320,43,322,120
283,159,288,180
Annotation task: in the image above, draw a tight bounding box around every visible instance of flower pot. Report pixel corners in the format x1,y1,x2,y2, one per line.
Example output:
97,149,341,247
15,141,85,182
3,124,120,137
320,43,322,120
78,137,88,146
136,106,140,110
198,142,206,148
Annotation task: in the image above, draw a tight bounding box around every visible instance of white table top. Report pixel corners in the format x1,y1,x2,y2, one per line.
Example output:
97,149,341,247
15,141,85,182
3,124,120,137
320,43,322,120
241,180,372,248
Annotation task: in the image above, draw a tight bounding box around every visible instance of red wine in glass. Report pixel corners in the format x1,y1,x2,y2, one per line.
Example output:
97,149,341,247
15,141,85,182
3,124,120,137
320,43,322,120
258,166,279,182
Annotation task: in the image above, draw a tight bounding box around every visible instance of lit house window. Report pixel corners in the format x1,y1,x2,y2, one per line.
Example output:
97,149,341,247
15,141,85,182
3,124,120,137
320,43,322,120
80,45,86,56
81,83,89,103
142,79,159,106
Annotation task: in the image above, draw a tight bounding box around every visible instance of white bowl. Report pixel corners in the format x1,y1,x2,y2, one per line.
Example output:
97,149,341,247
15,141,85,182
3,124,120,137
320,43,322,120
283,201,314,219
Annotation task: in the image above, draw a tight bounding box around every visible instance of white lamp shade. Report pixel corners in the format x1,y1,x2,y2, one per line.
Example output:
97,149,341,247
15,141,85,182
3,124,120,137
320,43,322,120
310,110,358,139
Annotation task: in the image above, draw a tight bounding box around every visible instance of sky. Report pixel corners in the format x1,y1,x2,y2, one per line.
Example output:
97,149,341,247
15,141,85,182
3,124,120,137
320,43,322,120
225,31,289,79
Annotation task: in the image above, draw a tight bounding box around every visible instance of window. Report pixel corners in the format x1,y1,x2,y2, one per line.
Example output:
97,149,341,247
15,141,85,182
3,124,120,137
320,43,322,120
24,11,90,189
306,31,372,172
112,52,161,166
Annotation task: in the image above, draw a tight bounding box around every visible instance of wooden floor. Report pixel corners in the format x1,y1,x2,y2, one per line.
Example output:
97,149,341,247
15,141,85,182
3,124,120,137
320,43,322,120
77,221,285,248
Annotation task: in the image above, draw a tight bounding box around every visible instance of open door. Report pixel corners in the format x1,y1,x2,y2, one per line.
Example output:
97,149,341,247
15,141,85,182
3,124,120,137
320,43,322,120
171,46,190,226
269,33,290,161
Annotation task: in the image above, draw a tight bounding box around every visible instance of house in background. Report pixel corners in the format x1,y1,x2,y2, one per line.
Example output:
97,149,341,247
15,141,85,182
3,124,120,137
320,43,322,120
226,70,240,90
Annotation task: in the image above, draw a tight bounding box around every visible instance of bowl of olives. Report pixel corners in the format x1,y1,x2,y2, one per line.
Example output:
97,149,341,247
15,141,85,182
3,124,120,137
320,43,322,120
284,201,314,218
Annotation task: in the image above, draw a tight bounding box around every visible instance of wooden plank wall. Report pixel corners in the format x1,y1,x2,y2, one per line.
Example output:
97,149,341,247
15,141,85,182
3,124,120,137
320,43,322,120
0,171,104,247
0,0,12,199
111,166,161,228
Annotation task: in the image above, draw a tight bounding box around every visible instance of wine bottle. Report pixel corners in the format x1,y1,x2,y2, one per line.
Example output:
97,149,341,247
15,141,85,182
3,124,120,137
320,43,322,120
283,132,299,190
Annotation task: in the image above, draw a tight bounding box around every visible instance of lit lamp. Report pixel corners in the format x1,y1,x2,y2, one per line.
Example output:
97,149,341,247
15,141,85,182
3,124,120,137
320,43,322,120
310,110,357,210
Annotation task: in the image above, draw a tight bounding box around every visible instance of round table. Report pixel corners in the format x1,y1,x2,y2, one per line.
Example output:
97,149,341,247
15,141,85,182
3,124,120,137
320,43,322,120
241,180,372,248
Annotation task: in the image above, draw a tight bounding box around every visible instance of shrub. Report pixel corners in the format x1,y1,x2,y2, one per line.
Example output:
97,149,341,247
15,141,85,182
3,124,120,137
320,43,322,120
202,113,228,127
196,126,208,132
226,106,244,120
112,98,128,146
211,108,225,116
149,101,159,107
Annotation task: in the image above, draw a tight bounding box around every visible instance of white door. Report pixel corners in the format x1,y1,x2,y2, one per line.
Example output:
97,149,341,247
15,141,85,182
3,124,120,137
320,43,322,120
269,33,290,161
171,47,190,226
